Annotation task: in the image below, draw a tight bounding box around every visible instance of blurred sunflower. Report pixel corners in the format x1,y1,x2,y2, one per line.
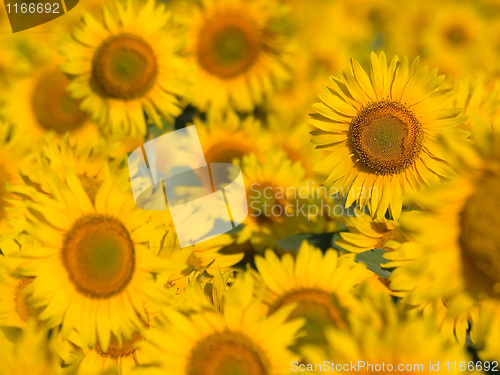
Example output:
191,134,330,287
12,166,176,351
136,273,303,375
301,288,471,372
181,0,292,112
311,52,464,220
422,1,488,79
470,300,500,361
0,122,30,249
62,300,162,375
386,120,500,311
0,256,41,328
1,64,100,143
60,0,189,136
254,241,370,347
195,110,271,165
237,152,322,252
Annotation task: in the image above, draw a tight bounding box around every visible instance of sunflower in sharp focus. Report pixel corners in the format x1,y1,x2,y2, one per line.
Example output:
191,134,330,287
60,0,189,136
311,52,465,220
386,121,500,312
12,166,174,352
1,63,100,144
255,241,370,347
301,288,471,373
181,0,292,112
135,273,303,375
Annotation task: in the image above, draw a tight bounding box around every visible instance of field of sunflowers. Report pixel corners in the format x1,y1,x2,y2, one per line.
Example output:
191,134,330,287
0,0,499,373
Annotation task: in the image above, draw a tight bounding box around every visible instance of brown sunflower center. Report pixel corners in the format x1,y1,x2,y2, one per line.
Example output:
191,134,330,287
14,278,35,322
91,34,158,99
186,331,269,375
197,13,260,79
459,174,500,286
32,69,87,133
62,215,135,299
350,100,424,175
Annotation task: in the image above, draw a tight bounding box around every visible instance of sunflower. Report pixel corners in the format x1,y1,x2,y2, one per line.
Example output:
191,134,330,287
0,256,42,329
385,120,500,312
237,151,324,252
310,52,465,220
301,288,471,373
337,210,407,254
254,241,370,347
11,165,176,351
195,110,271,165
421,1,488,79
135,273,303,375
62,299,163,375
59,0,189,136
0,63,100,143
181,0,292,112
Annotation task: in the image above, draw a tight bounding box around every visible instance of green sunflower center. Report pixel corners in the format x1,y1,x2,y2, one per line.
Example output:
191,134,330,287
198,14,260,79
186,331,269,375
32,69,87,133
62,215,135,299
91,34,158,99
351,100,424,175
459,173,500,286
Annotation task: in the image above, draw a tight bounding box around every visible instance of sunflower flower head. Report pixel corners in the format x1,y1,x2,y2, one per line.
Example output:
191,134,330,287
310,51,465,220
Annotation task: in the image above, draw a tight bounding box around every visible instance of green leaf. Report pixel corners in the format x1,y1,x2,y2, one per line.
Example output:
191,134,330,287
355,249,393,278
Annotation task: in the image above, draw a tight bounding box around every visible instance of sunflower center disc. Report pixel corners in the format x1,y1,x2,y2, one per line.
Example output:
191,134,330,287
198,14,260,79
186,331,269,375
459,174,500,285
32,69,87,133
92,34,158,99
446,25,468,46
62,215,135,299
351,100,424,175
